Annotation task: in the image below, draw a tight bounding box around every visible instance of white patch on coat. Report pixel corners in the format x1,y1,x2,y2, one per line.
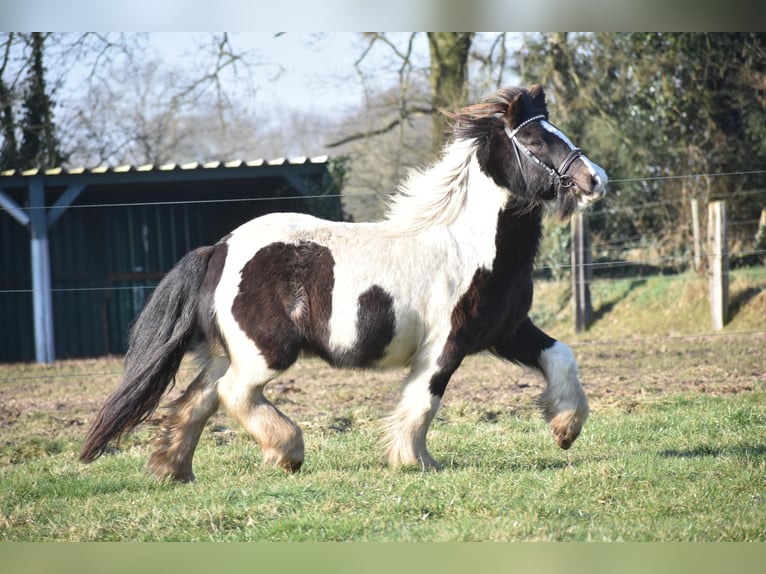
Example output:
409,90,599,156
537,341,589,420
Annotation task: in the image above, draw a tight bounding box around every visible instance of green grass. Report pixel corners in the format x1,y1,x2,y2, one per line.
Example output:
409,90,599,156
1,270,764,541
2,391,764,541
534,267,766,338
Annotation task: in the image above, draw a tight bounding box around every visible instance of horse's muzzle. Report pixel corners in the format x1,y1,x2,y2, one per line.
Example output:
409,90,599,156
574,161,607,204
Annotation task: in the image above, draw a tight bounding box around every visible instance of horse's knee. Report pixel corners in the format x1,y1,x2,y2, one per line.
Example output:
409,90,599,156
220,383,305,472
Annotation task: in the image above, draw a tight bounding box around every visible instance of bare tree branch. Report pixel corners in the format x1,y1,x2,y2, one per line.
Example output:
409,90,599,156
325,105,434,148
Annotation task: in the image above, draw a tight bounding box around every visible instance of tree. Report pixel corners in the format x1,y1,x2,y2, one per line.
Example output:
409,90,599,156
1,33,279,169
519,32,766,259
328,33,475,155
19,33,65,169
0,35,18,170
0,33,65,171
427,32,474,149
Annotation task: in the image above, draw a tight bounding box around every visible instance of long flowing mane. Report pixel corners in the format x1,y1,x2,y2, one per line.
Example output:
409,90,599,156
382,86,549,235
383,138,476,234
448,85,548,141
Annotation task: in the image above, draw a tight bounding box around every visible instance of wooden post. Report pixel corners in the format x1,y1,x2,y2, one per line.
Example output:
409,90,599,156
571,211,592,333
755,208,766,253
691,198,702,273
707,200,728,331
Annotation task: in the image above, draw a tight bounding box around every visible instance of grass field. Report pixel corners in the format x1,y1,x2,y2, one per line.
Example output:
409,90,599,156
1,271,764,541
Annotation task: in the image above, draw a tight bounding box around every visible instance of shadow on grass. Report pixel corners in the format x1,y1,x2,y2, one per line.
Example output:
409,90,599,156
590,278,647,325
443,456,573,472
660,443,766,459
729,286,763,319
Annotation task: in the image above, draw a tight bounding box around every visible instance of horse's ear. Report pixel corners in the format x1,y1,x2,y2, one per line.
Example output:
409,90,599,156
504,93,526,128
528,84,546,106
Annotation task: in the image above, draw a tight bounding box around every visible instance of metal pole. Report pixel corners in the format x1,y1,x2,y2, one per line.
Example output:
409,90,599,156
28,176,55,363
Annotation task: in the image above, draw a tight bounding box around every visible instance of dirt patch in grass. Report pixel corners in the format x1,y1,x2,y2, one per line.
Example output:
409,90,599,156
3,271,763,444
1,332,763,448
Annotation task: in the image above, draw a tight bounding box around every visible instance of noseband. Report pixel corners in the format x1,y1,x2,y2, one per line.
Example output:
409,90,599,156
504,114,582,190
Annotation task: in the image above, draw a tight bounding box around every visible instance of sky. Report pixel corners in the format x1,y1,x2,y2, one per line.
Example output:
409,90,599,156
145,33,432,120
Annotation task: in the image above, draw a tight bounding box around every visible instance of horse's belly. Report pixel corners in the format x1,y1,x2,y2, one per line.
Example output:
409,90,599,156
324,293,420,369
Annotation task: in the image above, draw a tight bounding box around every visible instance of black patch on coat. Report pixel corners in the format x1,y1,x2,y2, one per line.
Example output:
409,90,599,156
430,208,543,397
329,285,396,368
231,241,396,371
490,316,556,369
232,241,334,371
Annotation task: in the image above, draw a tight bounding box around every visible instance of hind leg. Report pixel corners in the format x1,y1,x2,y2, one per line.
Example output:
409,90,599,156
216,358,304,472
147,357,227,482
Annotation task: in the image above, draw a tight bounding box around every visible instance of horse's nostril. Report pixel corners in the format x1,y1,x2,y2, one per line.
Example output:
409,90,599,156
591,165,608,195
591,173,607,196
592,174,601,190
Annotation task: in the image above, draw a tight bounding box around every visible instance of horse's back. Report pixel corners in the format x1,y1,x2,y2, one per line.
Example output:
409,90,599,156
212,211,432,371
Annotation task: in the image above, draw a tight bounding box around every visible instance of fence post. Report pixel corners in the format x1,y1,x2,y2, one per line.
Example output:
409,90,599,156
755,208,766,253
571,211,592,333
707,200,728,330
691,198,703,273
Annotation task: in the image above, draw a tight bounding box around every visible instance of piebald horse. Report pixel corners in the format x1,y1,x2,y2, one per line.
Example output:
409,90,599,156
81,85,607,481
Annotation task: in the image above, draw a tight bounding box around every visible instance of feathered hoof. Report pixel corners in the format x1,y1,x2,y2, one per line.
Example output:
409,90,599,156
146,455,196,483
549,409,585,450
262,446,304,473
386,447,442,472
279,458,304,473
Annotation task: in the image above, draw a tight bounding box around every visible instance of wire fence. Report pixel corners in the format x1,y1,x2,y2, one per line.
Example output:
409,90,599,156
2,177,765,292
3,174,765,288
1,166,765,375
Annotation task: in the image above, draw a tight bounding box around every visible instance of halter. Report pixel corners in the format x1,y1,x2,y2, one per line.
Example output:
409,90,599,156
504,114,582,190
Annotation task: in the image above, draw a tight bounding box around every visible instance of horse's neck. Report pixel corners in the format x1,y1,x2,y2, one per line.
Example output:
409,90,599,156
382,139,542,274
383,140,491,235
491,207,544,274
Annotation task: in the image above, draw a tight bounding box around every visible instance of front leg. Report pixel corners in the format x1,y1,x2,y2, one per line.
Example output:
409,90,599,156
491,317,589,450
383,351,464,471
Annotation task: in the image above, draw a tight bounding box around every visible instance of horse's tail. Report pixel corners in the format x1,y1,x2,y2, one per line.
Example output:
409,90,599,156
80,245,218,463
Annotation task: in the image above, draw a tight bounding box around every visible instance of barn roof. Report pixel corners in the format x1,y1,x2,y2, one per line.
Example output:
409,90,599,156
0,155,330,185
0,155,329,176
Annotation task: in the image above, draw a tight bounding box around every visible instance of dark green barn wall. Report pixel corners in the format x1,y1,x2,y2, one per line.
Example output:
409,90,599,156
0,161,344,363
0,213,34,361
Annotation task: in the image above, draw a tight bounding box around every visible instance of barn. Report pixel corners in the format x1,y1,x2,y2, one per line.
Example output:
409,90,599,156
0,156,345,363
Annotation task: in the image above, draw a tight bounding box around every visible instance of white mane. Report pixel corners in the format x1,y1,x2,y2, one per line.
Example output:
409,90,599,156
383,138,479,235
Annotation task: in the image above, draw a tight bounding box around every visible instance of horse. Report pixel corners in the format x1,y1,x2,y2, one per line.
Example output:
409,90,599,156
80,84,607,482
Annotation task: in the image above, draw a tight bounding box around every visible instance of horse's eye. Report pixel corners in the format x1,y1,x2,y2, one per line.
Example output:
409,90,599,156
528,140,544,148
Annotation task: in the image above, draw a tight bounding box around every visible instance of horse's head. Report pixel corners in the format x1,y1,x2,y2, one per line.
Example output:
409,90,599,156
451,85,607,218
